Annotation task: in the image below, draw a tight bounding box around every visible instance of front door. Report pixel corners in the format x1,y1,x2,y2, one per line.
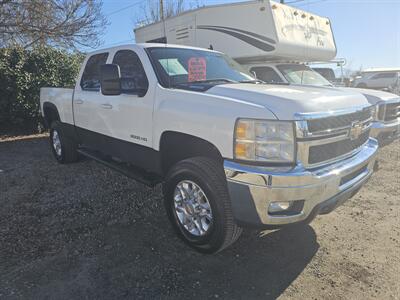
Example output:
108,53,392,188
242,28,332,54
97,48,156,169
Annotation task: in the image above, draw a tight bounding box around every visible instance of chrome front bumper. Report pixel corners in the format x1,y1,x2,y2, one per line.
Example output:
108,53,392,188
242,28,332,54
224,138,379,228
370,119,400,145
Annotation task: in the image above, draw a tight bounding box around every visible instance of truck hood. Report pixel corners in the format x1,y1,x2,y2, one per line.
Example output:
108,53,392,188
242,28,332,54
338,87,399,105
206,83,370,120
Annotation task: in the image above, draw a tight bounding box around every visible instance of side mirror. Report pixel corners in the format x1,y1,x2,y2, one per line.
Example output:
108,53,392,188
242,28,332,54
100,64,121,96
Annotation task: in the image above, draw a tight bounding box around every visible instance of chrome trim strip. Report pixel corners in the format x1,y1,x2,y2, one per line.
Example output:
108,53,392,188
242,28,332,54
293,105,373,167
370,118,400,140
293,104,371,120
296,123,372,168
383,98,400,105
296,118,372,139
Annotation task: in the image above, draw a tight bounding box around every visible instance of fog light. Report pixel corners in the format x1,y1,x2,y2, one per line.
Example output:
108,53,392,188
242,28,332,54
268,201,293,213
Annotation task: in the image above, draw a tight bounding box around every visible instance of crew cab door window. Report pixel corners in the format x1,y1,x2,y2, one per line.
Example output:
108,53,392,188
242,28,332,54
112,50,149,96
250,66,284,84
80,53,109,91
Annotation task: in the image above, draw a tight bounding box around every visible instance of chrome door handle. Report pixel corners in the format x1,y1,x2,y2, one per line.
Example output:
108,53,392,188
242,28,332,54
75,99,84,104
101,103,113,109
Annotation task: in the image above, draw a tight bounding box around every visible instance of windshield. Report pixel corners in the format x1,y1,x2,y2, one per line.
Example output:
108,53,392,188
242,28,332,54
147,47,254,88
277,64,332,86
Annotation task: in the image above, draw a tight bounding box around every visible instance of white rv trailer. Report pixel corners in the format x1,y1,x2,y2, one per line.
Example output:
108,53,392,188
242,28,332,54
134,0,337,64
134,1,399,146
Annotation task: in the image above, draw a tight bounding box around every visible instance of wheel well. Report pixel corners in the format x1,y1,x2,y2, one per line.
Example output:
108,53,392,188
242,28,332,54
42,102,60,127
159,131,223,175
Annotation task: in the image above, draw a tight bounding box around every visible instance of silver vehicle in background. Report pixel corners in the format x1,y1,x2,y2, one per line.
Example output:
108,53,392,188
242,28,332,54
351,68,400,90
386,72,400,96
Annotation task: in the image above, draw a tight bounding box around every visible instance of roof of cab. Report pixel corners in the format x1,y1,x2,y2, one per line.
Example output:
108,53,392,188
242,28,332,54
86,43,220,56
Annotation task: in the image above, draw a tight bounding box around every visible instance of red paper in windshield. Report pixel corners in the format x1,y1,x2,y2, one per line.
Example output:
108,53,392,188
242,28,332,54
188,57,207,82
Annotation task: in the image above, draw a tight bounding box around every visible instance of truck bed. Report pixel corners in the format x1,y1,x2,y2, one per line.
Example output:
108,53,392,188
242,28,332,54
40,87,75,125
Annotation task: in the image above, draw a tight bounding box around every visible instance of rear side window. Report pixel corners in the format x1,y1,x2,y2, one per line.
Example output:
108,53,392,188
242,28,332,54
80,53,109,91
372,72,396,79
112,50,149,95
250,66,283,84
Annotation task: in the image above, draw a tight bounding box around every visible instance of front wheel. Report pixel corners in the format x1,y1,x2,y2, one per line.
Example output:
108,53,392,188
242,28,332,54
50,121,79,164
163,157,242,254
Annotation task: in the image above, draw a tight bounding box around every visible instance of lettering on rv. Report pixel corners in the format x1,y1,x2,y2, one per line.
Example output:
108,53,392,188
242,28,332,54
281,24,328,47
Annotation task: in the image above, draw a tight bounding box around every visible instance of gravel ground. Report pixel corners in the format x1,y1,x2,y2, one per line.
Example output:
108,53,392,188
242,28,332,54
0,134,399,299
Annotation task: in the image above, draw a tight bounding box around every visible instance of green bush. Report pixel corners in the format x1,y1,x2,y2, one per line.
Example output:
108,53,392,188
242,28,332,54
0,46,84,129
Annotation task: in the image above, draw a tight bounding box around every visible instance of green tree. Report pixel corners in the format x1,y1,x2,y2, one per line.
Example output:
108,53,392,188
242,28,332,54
0,46,84,128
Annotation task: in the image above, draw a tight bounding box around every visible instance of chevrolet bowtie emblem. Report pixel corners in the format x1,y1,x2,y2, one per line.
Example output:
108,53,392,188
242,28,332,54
349,121,363,140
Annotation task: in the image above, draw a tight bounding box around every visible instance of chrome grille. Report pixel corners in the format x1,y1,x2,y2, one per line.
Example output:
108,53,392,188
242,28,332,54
384,101,400,122
307,108,371,133
308,130,370,164
295,105,372,168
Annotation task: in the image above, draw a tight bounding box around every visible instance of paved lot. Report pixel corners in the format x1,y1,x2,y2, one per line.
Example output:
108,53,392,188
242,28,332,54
0,135,399,299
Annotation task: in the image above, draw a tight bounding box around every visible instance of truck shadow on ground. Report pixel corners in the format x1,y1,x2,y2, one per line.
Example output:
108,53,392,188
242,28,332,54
0,137,319,299
95,223,319,299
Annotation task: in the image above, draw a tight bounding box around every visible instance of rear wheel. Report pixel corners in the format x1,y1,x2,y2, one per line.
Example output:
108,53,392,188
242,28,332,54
163,157,242,253
50,121,78,163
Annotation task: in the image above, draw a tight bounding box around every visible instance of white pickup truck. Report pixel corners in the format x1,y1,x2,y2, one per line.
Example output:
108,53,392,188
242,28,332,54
40,44,378,253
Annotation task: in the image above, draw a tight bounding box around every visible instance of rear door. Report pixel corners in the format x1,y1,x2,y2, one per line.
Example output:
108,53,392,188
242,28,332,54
73,52,111,150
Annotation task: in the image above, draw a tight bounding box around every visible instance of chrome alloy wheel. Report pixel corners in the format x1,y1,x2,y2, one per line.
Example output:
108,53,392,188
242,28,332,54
52,130,62,157
173,180,213,236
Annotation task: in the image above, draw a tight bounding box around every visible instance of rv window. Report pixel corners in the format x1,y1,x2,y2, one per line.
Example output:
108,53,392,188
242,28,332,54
250,67,284,84
277,64,331,86
147,47,254,88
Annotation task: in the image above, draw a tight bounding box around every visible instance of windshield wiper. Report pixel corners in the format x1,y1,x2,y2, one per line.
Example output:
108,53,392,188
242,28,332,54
239,79,265,84
264,81,290,85
187,78,238,84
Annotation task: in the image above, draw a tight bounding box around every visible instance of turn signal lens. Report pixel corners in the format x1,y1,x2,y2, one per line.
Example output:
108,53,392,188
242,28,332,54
235,142,255,160
234,119,295,163
235,120,254,140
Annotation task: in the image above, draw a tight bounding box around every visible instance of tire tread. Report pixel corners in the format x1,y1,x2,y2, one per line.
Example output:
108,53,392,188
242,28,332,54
165,157,242,253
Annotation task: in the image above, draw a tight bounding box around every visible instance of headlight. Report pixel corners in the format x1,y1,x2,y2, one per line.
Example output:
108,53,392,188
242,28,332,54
372,103,386,121
234,119,295,163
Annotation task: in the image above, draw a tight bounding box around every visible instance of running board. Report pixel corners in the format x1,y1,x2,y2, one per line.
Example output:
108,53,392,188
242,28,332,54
77,148,161,187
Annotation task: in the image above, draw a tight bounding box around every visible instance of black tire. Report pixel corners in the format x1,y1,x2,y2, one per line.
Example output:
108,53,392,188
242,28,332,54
163,157,242,254
49,121,78,164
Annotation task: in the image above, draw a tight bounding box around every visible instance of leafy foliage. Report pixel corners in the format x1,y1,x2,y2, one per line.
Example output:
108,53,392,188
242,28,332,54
0,46,84,127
